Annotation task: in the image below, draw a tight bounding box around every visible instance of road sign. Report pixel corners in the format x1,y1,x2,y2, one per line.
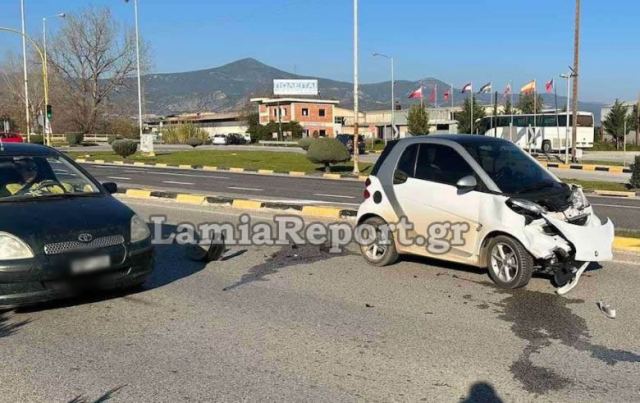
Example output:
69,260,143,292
273,79,318,96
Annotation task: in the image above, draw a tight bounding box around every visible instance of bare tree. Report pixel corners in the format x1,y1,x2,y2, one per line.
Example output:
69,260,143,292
48,7,148,134
0,52,44,133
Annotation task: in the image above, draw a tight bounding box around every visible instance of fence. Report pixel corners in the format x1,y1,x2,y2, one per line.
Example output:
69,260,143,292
50,134,111,143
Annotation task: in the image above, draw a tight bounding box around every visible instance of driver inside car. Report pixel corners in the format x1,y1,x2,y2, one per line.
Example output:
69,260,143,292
2,158,71,196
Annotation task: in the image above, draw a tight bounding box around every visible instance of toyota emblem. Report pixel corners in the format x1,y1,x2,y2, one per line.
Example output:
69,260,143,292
78,233,93,243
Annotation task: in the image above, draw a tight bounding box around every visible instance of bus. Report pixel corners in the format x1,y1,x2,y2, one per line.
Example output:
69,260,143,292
477,111,595,153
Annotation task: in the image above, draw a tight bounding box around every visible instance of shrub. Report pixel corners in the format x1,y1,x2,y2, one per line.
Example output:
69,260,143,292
66,133,85,146
29,134,44,145
186,137,204,148
298,137,314,151
306,138,350,172
107,134,122,145
630,156,640,189
112,139,138,159
161,123,208,145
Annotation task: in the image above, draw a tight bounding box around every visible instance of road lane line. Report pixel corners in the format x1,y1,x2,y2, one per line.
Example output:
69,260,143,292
313,193,356,199
149,172,230,179
228,186,263,192
163,180,195,185
108,176,131,180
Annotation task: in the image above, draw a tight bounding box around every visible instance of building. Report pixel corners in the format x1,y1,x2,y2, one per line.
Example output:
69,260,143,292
251,97,340,138
336,106,460,139
145,112,248,136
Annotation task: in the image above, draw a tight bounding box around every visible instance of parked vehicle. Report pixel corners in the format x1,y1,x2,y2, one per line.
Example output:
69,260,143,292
336,134,365,154
243,133,251,143
0,132,24,143
356,135,613,293
211,134,228,145
227,133,247,145
0,143,154,307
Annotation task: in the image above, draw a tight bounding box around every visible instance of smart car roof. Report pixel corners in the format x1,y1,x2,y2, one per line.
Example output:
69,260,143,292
0,143,59,157
395,134,511,146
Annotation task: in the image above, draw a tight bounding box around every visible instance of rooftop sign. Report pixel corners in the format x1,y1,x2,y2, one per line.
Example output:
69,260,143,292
273,79,318,96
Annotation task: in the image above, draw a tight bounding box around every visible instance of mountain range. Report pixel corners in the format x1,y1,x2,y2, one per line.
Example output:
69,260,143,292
137,58,606,123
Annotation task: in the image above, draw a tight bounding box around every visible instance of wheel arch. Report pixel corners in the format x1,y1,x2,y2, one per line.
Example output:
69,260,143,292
478,230,530,268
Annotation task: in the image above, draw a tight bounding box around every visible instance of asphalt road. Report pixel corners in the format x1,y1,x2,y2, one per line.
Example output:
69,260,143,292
84,163,640,231
1,199,638,401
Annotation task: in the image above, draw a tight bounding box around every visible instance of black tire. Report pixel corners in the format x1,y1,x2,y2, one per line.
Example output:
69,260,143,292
358,216,399,267
486,235,534,289
542,140,552,154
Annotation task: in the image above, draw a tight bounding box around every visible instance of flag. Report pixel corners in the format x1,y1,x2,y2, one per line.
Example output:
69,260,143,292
461,83,472,93
503,83,512,98
520,80,536,94
408,86,423,99
443,90,450,102
545,79,554,94
477,82,492,94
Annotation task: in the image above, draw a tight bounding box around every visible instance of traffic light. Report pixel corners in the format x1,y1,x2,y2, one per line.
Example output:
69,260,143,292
46,104,52,120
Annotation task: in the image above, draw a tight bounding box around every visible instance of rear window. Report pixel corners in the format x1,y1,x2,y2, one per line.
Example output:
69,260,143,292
370,140,398,176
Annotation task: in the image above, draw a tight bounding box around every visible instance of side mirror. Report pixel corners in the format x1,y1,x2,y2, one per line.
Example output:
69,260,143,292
102,182,118,194
455,175,477,192
393,169,408,184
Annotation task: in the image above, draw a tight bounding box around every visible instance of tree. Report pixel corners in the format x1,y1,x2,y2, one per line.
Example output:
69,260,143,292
602,99,630,149
407,105,430,135
627,104,639,145
503,98,513,115
48,7,149,134
306,138,350,172
456,96,485,134
517,93,544,114
630,156,640,189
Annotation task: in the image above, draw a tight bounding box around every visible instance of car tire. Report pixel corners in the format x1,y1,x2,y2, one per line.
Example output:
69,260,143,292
486,235,534,289
542,140,552,154
358,216,399,267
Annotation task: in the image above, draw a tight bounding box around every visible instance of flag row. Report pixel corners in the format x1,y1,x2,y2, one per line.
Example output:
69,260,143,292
407,79,556,101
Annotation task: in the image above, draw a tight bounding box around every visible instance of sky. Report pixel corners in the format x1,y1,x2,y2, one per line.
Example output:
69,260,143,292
1,0,638,104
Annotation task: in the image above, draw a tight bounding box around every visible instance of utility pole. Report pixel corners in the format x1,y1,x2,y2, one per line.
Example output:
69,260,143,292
571,0,581,161
373,52,394,143
20,0,30,142
637,92,640,145
352,0,360,174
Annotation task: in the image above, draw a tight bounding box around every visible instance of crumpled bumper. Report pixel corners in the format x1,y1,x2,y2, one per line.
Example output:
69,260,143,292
543,213,615,262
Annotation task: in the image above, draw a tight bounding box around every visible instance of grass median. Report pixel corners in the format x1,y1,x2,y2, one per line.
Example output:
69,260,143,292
67,150,372,175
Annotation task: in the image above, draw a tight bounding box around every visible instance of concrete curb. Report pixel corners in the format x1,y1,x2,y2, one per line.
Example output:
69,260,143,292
77,158,368,182
539,160,633,174
119,186,637,253
120,187,357,220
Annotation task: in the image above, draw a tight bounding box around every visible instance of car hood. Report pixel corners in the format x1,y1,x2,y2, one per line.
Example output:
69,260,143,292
0,195,134,254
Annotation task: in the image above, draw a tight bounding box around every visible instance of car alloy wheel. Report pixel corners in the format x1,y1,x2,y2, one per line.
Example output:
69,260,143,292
359,216,398,267
490,242,518,283
485,235,534,289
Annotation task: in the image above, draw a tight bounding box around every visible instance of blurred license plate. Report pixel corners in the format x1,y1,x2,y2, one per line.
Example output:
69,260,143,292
71,255,111,274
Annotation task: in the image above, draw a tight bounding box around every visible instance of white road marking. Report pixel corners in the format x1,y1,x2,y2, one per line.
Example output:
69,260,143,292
228,186,263,192
124,169,149,173
163,180,195,185
313,193,356,199
612,259,640,266
149,171,229,179
108,176,131,180
91,165,111,169
592,203,640,210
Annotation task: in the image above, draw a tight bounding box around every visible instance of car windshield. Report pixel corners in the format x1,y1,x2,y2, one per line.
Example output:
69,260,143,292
462,141,558,194
0,155,100,201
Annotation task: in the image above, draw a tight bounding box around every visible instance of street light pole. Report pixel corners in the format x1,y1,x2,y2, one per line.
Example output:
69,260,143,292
571,0,581,162
42,13,65,146
352,0,359,174
373,52,394,144
126,0,150,155
560,72,573,164
20,0,30,142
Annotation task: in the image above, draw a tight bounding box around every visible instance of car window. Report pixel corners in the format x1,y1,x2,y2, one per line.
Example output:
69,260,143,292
0,155,100,201
396,144,418,177
414,144,475,186
462,141,556,194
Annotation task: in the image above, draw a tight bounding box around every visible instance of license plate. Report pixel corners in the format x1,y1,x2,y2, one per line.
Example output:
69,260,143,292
71,255,111,274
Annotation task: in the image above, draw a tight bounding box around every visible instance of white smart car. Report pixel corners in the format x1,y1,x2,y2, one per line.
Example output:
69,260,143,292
356,135,614,293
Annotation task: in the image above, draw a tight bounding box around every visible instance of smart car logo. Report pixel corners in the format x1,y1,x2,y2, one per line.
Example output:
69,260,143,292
78,233,93,243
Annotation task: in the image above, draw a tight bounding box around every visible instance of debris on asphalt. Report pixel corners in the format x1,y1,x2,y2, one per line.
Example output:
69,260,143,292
597,301,617,319
365,303,374,308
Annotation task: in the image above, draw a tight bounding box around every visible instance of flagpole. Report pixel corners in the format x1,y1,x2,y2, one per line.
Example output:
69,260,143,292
434,83,438,108
450,83,453,109
470,82,474,134
554,81,560,150
533,80,537,153
509,81,513,142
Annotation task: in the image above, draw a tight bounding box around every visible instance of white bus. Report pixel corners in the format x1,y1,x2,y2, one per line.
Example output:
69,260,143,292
478,111,595,153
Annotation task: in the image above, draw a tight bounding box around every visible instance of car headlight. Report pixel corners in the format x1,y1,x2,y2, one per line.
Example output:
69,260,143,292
506,198,546,217
130,215,151,243
571,185,590,209
0,232,34,260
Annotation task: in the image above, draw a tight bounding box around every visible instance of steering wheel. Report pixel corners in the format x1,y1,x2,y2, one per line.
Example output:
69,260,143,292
16,179,66,195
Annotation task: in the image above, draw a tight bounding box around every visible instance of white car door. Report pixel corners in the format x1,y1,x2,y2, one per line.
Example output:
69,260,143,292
392,143,483,264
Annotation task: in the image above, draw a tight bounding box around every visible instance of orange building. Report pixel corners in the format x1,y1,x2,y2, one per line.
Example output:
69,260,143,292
251,97,340,137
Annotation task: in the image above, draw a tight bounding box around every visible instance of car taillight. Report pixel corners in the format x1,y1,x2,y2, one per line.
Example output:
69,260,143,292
363,177,371,199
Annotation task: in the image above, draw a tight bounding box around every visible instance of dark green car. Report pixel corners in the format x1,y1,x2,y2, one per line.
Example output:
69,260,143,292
0,143,154,307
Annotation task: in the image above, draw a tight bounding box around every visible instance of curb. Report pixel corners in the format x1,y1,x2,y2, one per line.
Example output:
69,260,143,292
76,158,368,182
120,187,357,220
539,161,633,174
119,186,637,253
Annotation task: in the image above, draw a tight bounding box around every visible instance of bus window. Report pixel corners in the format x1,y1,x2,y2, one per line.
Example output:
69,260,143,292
541,115,558,127
577,115,593,127
513,116,527,127
497,116,510,127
